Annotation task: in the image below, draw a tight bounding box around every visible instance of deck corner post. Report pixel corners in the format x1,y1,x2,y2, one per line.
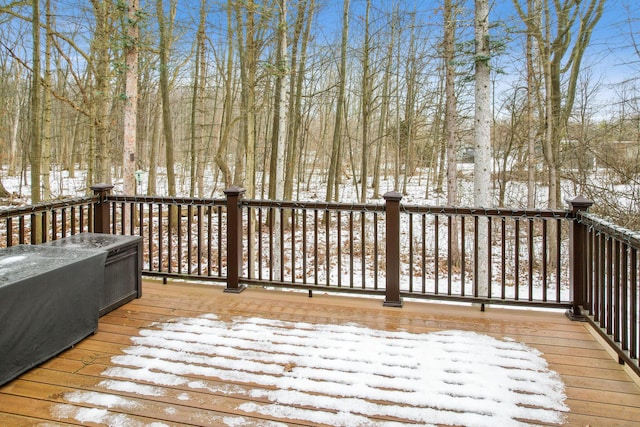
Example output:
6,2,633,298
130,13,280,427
224,186,247,293
383,191,403,307
566,196,594,321
91,183,114,234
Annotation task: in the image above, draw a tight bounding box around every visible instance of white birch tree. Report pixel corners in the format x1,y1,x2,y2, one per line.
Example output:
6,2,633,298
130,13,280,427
272,0,288,279
474,0,491,297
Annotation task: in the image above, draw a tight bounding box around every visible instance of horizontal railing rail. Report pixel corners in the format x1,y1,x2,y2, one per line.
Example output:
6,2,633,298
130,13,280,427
577,210,640,377
0,196,97,247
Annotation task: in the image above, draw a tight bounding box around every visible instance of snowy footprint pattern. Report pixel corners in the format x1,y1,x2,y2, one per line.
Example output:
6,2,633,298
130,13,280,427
52,314,568,427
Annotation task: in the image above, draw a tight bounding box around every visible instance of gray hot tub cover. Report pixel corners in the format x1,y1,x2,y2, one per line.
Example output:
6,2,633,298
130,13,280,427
0,245,107,386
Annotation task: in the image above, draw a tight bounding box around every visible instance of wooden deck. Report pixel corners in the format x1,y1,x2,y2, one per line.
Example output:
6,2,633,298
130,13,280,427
1,279,639,426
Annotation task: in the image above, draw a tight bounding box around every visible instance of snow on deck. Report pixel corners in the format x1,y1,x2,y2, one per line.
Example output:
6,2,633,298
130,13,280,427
51,314,568,427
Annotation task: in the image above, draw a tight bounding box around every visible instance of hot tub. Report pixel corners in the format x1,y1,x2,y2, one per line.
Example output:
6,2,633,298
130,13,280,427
43,233,142,316
0,245,107,386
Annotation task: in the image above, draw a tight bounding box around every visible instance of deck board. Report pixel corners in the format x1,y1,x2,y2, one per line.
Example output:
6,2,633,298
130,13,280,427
1,279,639,426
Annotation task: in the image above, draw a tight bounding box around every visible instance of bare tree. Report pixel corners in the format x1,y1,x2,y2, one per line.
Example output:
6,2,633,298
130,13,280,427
7,60,22,177
147,97,160,195
189,0,206,197
156,0,177,198
41,0,52,199
30,0,41,204
401,11,418,196
514,0,605,209
326,0,349,202
284,0,314,201
233,0,260,198
270,0,288,279
474,0,491,297
444,0,460,266
474,0,491,209
123,0,139,197
275,0,287,202
268,0,288,203
359,0,371,202
372,5,397,199
90,0,115,184
525,0,541,208
214,4,235,188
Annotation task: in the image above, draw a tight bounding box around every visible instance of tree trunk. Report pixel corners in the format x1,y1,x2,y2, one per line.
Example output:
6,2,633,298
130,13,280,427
526,0,540,208
31,0,42,205
270,0,288,279
196,2,208,197
8,62,21,176
474,0,491,297
42,0,53,199
373,6,396,199
214,4,234,188
284,0,313,201
402,11,418,195
326,0,349,202
189,0,206,197
147,98,160,195
275,0,287,202
360,0,371,203
123,0,139,197
444,0,460,267
91,0,112,184
234,0,257,198
69,111,81,179
156,0,177,198
30,0,42,243
432,69,445,195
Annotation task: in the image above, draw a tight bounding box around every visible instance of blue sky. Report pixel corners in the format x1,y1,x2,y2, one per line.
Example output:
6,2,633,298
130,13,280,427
311,0,638,113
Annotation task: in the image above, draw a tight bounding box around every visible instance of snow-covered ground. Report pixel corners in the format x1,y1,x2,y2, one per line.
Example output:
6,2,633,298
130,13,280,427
0,162,570,208
51,314,568,426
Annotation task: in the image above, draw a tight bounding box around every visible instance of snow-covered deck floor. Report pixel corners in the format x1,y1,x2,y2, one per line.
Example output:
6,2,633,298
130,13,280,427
1,280,639,426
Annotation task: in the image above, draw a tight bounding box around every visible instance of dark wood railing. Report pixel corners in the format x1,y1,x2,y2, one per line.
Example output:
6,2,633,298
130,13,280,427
576,209,640,376
235,193,573,309
0,195,96,245
0,184,637,376
105,195,228,279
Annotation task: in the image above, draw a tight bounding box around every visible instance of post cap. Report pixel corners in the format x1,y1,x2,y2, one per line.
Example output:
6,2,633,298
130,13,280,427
224,186,247,196
90,183,114,192
383,191,403,201
566,195,593,212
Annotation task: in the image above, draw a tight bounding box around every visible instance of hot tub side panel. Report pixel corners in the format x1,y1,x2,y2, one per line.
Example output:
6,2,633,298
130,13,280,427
0,248,106,386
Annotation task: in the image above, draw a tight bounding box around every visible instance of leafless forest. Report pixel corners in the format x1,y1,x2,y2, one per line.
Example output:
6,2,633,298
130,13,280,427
1,0,640,227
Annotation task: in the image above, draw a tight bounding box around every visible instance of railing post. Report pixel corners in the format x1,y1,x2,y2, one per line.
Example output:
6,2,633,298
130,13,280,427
566,195,594,321
224,186,247,293
383,191,403,307
91,183,114,234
